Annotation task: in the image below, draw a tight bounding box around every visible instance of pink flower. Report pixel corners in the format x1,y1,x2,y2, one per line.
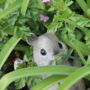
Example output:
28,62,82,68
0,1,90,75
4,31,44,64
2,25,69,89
42,0,50,3
40,14,49,22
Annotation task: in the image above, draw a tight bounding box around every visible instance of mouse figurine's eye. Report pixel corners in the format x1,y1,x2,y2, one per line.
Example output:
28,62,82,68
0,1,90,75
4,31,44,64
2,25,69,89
40,49,47,56
58,42,63,49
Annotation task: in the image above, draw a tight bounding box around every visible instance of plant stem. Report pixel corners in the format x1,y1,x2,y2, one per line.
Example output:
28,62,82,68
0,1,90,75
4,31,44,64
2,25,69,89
0,43,29,52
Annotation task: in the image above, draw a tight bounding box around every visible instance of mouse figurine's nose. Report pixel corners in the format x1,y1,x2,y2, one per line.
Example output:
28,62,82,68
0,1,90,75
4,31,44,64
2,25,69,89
53,50,60,56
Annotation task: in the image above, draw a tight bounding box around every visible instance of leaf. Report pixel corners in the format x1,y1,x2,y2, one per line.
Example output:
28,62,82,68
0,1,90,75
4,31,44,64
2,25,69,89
72,42,86,64
0,0,22,20
57,65,90,90
0,35,21,70
53,0,67,11
66,13,90,28
31,75,66,90
74,40,90,56
48,11,63,32
87,0,90,8
0,43,30,52
36,0,45,9
78,27,90,45
60,31,90,56
0,65,77,90
21,0,30,16
76,0,89,16
0,0,5,4
15,78,26,89
59,31,89,64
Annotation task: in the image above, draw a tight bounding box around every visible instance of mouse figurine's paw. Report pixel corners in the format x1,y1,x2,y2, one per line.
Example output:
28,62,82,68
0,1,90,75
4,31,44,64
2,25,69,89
14,58,23,70
14,58,27,70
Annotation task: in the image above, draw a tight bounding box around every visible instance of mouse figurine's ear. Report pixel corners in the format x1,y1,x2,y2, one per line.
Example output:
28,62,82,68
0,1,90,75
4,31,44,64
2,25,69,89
58,41,68,55
27,33,38,46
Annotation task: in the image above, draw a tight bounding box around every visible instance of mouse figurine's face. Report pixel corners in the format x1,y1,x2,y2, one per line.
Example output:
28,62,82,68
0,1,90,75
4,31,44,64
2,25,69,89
28,32,67,66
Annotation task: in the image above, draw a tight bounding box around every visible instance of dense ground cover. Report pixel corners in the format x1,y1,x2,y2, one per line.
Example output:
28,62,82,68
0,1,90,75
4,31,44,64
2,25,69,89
0,0,90,90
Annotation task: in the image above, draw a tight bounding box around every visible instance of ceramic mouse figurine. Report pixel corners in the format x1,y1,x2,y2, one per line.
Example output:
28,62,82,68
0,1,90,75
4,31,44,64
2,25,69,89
27,32,67,66
27,32,86,90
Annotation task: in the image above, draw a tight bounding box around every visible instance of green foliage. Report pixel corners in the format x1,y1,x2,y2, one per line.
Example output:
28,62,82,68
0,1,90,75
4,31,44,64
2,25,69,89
57,65,90,90
87,0,90,8
0,35,21,70
0,0,22,20
0,0,90,90
31,75,66,90
0,65,77,90
21,0,30,16
15,78,26,89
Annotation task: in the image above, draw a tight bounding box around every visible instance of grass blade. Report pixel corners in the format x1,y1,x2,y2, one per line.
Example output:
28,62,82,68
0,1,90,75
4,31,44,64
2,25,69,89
87,0,90,8
0,65,77,90
0,0,22,19
21,0,30,16
36,0,45,9
31,75,66,90
76,0,89,16
60,32,86,64
0,36,21,70
57,65,90,90
0,43,29,52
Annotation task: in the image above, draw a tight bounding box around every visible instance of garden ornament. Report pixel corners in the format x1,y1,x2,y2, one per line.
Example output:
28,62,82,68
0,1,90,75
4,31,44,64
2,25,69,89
14,32,86,90
27,32,86,90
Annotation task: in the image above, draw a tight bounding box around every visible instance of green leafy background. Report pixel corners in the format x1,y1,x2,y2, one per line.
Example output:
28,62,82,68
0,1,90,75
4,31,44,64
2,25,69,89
0,0,90,90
